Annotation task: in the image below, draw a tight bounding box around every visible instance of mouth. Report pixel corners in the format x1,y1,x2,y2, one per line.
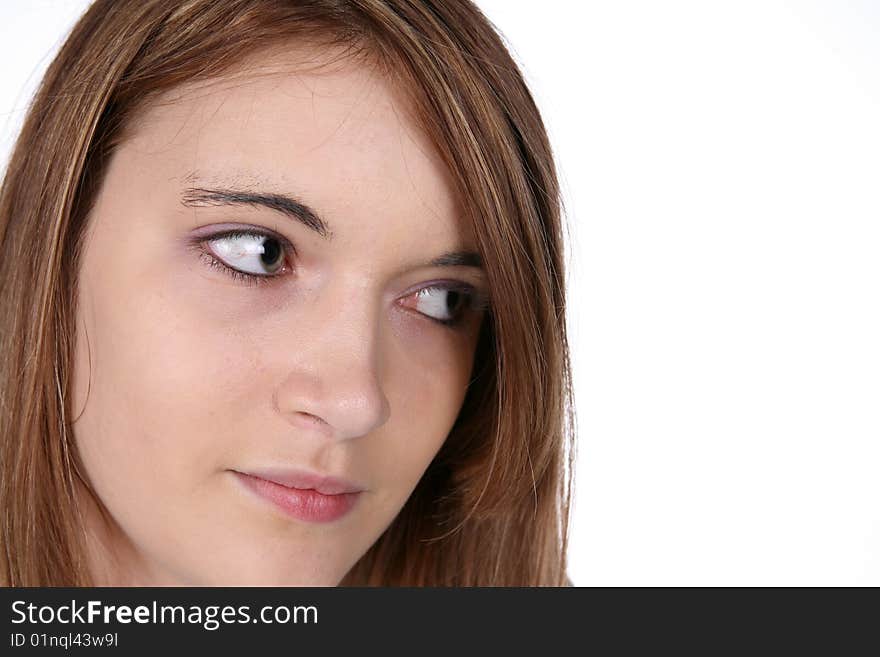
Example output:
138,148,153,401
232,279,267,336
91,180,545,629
235,467,366,495
230,469,364,523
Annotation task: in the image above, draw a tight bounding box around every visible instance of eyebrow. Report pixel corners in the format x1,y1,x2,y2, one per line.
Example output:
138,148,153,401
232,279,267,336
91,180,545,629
181,185,483,271
182,186,331,238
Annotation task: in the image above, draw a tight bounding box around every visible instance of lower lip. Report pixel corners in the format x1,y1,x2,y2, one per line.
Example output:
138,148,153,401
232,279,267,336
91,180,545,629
233,472,361,523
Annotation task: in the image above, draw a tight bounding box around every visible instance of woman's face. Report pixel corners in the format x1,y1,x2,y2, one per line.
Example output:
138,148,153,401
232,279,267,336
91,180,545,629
71,49,487,585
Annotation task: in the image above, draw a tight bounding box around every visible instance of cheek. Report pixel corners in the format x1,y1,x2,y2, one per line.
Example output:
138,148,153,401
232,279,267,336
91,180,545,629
371,322,477,492
71,264,246,507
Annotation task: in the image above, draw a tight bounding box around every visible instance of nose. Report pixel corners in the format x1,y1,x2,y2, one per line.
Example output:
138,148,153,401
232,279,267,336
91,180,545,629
272,283,391,442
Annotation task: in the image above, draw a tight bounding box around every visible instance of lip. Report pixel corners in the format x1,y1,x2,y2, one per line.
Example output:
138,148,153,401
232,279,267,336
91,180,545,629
238,467,365,494
231,469,364,523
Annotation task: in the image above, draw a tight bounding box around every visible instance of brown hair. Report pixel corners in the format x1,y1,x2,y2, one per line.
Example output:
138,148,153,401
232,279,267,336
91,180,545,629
0,0,575,586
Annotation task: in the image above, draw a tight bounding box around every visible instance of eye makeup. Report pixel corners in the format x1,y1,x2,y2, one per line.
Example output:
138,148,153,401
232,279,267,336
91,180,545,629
197,228,294,285
398,281,490,327
187,224,489,329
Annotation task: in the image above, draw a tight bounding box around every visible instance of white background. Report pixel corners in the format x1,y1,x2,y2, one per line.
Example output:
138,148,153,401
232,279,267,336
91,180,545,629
2,1,878,586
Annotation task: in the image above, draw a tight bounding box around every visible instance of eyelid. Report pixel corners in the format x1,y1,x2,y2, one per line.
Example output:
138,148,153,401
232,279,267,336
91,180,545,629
199,225,297,258
190,225,296,287
189,227,491,323
398,280,491,328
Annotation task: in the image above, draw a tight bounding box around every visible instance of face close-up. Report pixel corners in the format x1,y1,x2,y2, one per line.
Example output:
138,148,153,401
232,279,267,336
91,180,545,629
70,45,489,586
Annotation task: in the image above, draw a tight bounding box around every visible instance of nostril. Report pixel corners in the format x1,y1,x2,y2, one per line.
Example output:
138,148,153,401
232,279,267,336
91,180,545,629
287,411,333,438
296,411,326,427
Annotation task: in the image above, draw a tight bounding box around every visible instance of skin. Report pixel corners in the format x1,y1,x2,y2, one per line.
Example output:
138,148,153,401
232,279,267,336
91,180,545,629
70,47,487,586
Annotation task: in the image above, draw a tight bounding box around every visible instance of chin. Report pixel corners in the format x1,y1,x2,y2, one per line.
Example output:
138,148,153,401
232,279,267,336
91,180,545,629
182,557,345,587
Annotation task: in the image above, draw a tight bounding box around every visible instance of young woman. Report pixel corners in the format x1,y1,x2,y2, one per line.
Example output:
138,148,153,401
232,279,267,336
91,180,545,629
0,0,575,586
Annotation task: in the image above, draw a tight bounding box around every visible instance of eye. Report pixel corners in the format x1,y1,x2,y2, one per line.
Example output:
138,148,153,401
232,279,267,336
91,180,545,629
402,284,481,326
197,229,294,285
208,230,285,275
194,230,490,324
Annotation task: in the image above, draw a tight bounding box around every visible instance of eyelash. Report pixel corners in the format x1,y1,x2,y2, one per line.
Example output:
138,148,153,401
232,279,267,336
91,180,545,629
196,228,294,286
194,228,485,328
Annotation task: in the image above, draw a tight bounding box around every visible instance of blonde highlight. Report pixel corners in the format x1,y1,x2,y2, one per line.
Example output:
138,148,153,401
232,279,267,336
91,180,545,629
0,0,575,586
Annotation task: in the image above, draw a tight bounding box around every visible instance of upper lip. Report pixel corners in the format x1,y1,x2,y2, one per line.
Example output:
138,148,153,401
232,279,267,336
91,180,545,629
233,467,365,495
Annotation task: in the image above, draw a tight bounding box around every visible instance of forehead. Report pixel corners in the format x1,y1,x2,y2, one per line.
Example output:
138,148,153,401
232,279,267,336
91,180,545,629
119,45,473,247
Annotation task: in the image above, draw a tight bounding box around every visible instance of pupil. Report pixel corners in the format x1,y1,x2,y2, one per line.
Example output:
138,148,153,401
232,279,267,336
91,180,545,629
447,290,462,313
260,238,281,269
